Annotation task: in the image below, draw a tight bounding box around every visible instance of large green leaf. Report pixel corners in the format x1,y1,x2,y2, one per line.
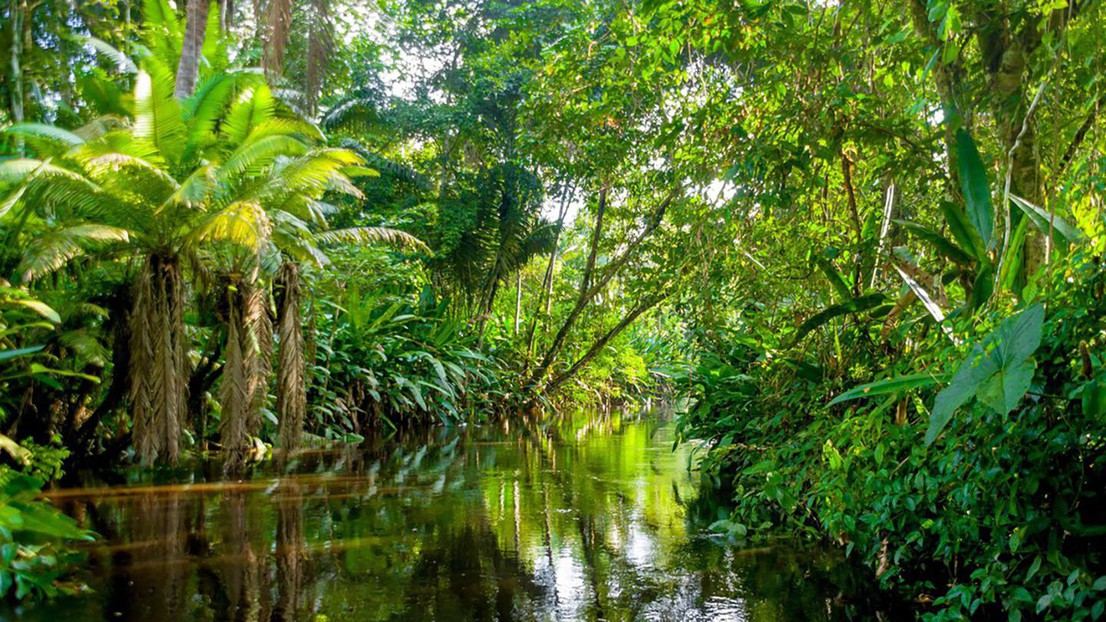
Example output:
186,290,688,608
814,256,852,302
926,304,1044,445
956,128,994,249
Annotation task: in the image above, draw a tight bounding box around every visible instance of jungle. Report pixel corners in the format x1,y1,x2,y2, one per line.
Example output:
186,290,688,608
0,0,1104,619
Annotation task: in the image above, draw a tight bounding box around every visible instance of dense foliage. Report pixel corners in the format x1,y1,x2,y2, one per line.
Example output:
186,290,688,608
0,0,1105,616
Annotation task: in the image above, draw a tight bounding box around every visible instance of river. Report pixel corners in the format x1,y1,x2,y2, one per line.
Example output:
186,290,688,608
5,411,897,621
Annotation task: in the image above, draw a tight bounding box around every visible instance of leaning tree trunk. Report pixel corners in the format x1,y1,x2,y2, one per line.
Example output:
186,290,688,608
130,253,188,465
219,275,267,473
175,0,212,98
276,261,306,450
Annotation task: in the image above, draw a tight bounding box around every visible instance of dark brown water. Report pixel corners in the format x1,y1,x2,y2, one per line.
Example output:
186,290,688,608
3,412,897,621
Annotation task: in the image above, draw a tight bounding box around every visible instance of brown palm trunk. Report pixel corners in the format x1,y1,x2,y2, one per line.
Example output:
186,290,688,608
129,253,188,465
174,0,212,98
276,261,306,450
220,276,266,472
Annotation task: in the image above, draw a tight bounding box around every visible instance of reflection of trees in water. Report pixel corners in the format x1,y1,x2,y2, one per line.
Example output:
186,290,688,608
41,416,901,622
105,491,192,620
274,480,310,621
390,520,547,622
215,489,267,621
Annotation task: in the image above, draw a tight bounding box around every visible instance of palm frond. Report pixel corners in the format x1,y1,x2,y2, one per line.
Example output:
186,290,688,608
219,134,310,180
315,226,429,253
188,200,272,252
221,85,277,146
18,224,131,282
172,163,217,206
82,36,138,74
339,139,432,190
134,67,186,166
84,153,180,201
264,148,364,208
0,159,78,187
320,96,381,131
141,0,183,69
184,71,254,148
4,124,85,152
241,118,326,145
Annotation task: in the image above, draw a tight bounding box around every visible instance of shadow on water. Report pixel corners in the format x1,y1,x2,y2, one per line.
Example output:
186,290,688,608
3,410,907,621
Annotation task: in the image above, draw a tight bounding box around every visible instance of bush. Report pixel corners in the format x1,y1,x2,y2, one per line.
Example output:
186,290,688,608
678,252,1106,620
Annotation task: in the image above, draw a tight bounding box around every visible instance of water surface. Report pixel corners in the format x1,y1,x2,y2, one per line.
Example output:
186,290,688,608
9,412,894,621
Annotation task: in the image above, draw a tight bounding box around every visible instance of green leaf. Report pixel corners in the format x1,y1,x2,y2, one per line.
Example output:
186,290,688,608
927,344,987,445
0,346,45,363
926,304,1044,445
791,293,885,345
829,373,943,405
940,199,986,262
956,128,994,249
814,256,852,302
1082,375,1106,419
969,263,994,313
1009,194,1083,243
998,216,1030,292
976,358,1036,416
894,219,975,265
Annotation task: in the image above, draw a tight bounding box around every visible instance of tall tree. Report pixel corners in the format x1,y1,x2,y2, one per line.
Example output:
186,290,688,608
174,0,212,97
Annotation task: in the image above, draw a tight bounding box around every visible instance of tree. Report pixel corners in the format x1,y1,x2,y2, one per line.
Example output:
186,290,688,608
0,65,362,464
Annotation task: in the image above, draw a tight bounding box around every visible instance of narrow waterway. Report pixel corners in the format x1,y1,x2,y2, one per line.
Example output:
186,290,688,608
7,412,896,621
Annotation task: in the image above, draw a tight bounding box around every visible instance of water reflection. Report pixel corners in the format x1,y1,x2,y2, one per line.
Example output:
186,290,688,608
9,412,899,621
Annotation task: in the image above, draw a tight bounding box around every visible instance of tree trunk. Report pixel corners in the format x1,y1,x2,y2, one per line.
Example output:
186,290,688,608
525,186,573,361
219,274,266,473
544,292,667,395
513,270,522,337
527,189,672,392
129,253,188,465
526,189,607,388
9,0,24,145
276,261,307,450
174,0,212,98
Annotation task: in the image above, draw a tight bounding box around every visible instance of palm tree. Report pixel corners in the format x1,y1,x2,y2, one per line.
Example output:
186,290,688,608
0,58,365,464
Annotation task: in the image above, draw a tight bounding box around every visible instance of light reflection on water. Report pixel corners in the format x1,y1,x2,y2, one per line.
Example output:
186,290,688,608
6,412,897,621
